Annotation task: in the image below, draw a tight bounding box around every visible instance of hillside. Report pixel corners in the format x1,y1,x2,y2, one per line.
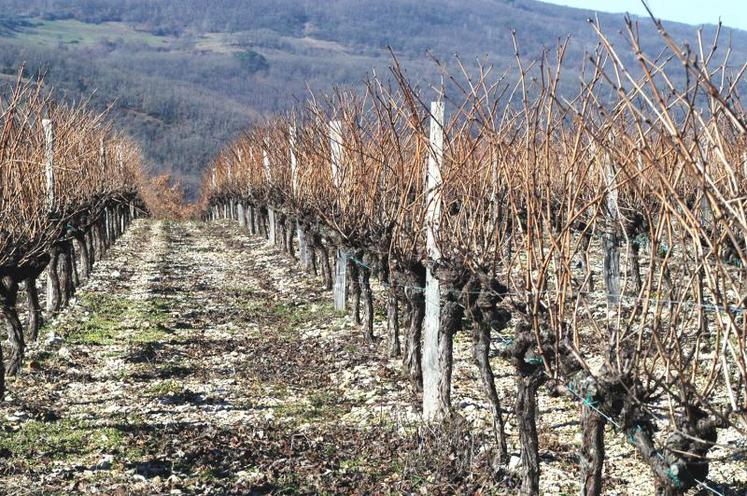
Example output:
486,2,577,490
1,0,745,197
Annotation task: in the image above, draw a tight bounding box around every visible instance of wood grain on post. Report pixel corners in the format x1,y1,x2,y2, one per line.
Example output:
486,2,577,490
290,124,309,268
42,119,55,211
423,101,445,420
602,146,621,305
263,146,276,245
330,120,347,312
43,119,56,311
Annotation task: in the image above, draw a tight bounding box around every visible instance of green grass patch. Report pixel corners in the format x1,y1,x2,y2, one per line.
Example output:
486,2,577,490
4,19,171,48
239,300,336,335
274,390,348,422
54,292,171,345
0,419,125,462
145,379,184,397
276,301,335,324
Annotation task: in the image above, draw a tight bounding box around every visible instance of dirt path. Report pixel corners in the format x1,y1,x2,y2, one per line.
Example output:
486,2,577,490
1,220,744,495
0,220,407,495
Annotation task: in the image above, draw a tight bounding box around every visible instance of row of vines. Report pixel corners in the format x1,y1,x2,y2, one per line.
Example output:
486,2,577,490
202,18,746,496
0,73,154,402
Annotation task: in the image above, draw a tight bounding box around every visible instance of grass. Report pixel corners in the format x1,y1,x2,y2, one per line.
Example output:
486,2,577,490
145,379,184,397
5,19,170,48
1,18,250,55
194,32,242,54
54,291,171,346
240,300,336,331
273,390,349,422
0,419,125,461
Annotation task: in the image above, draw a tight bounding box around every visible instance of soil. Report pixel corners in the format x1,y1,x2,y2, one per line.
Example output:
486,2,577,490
1,220,744,495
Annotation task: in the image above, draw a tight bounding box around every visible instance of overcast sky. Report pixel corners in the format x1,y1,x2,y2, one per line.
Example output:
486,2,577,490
542,1,747,31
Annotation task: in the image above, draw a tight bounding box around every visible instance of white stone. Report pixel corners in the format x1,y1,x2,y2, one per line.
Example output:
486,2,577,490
45,333,64,347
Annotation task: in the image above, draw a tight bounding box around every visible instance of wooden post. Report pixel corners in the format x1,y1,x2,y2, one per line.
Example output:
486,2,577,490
238,202,246,227
330,120,348,312
43,119,56,311
263,146,276,245
210,168,216,221
42,119,55,211
602,142,620,305
290,124,309,268
227,162,235,221
423,102,445,420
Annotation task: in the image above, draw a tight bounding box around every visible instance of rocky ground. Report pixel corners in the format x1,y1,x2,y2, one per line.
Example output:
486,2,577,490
0,219,744,495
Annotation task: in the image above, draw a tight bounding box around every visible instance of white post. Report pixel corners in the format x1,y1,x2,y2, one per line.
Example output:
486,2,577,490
43,119,56,311
235,151,246,227
263,146,276,245
42,119,55,211
330,120,343,188
290,124,309,268
423,101,445,420
210,168,216,221
330,120,347,312
238,202,246,227
98,136,105,172
227,162,234,220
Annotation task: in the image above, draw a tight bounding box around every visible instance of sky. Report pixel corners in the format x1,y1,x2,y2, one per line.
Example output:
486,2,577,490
542,1,747,31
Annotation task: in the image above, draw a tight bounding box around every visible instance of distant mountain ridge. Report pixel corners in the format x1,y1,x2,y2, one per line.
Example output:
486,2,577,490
1,0,744,197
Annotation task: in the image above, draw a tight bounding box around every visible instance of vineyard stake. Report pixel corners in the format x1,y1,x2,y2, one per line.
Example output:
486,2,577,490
423,101,445,420
42,119,55,211
330,120,347,312
290,124,309,269
42,119,57,311
263,144,276,245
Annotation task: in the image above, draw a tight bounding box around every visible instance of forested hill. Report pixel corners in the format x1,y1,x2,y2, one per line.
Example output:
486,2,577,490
1,0,745,197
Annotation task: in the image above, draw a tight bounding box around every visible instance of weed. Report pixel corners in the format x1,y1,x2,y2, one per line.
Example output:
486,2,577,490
145,379,184,397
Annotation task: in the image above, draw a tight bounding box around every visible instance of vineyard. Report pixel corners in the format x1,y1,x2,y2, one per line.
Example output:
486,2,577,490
0,12,746,496
201,17,747,496
0,71,157,399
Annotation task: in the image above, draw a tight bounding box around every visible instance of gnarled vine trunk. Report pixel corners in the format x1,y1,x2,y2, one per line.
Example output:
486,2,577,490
401,262,425,393
24,276,43,341
46,244,62,314
358,254,374,342
73,231,90,281
59,240,75,305
463,273,510,462
1,275,24,376
506,323,546,495
579,388,606,496
348,254,361,325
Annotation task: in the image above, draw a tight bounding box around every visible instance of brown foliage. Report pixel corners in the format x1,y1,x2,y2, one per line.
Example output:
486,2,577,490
141,174,191,220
